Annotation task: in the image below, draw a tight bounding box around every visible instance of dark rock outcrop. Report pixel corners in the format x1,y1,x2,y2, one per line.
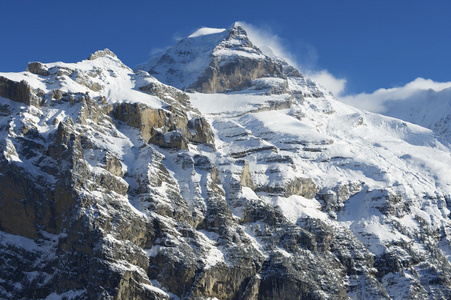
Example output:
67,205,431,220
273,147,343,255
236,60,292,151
0,76,42,106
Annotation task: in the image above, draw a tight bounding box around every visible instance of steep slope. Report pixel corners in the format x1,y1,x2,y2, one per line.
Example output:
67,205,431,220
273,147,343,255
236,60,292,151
339,79,451,147
0,25,450,300
0,50,217,299
382,87,451,147
137,23,285,93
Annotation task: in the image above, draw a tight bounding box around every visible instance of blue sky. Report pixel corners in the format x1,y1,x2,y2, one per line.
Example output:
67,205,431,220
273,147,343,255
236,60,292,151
1,0,450,97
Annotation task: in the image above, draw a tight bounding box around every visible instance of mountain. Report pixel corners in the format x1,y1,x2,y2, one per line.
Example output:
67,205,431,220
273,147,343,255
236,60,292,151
0,24,451,299
340,78,451,147
136,22,286,93
382,87,451,147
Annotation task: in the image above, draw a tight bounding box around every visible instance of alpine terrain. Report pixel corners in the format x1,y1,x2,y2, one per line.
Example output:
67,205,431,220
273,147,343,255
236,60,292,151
1,23,451,299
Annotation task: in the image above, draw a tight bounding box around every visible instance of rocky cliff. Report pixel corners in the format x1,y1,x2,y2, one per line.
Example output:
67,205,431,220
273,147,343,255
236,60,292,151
0,25,451,300
139,23,286,94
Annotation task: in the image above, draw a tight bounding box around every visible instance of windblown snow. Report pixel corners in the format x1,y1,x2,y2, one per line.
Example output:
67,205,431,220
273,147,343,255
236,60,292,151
188,27,226,38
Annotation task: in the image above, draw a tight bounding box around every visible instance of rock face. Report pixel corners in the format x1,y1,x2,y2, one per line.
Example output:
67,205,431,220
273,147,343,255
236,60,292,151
187,25,285,93
0,76,43,106
0,27,451,300
141,23,286,93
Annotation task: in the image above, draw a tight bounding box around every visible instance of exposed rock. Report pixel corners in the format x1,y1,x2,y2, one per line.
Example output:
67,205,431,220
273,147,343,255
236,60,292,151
240,160,254,189
113,101,214,149
190,55,285,93
105,153,124,177
72,69,104,91
87,48,117,60
251,77,288,95
144,23,286,94
319,181,363,211
26,62,50,76
139,80,190,107
284,177,318,199
116,271,167,300
51,89,64,100
0,76,42,106
188,117,215,145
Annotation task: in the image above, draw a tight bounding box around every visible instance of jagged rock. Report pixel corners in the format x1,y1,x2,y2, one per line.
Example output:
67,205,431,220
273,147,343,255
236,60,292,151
87,48,117,60
72,69,104,91
240,160,254,189
144,23,286,94
139,80,190,106
51,89,64,100
191,55,285,93
188,117,215,145
251,77,288,94
116,271,170,300
0,76,42,106
26,61,50,76
113,101,214,149
319,181,362,211
105,153,124,177
285,177,318,199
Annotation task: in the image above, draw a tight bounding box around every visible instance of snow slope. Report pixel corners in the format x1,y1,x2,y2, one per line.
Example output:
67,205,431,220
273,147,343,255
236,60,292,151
340,78,451,146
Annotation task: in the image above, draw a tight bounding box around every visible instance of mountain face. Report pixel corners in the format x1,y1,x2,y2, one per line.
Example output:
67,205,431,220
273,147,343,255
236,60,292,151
380,87,451,147
137,23,285,93
0,24,451,300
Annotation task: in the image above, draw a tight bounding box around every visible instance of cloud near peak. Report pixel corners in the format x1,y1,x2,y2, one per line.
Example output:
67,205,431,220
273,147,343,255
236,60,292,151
339,77,451,113
170,22,451,119
305,70,347,97
238,22,347,97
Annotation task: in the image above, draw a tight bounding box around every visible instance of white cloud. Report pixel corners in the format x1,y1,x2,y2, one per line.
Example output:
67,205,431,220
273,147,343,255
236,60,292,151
305,70,347,97
237,21,298,66
339,77,451,113
238,22,347,97
149,46,170,56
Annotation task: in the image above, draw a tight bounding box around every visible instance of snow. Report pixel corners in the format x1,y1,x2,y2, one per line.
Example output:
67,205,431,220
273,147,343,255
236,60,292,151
136,23,268,90
0,54,167,108
189,27,226,38
139,28,227,89
141,283,173,298
241,187,259,200
189,92,289,115
197,230,226,269
241,223,269,258
214,49,266,61
0,231,41,252
187,64,451,264
272,195,328,224
44,290,86,300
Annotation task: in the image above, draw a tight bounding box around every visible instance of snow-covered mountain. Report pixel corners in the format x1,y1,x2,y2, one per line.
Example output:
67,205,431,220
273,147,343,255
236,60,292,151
1,23,451,299
136,22,286,93
381,88,451,147
340,78,451,147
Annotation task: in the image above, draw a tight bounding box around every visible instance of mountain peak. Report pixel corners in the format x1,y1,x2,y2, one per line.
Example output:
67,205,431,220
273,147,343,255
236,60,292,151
138,22,287,93
227,21,247,34
87,48,118,60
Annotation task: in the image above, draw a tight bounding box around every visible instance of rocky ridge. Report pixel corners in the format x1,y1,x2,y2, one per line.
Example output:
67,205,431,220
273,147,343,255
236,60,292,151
139,23,286,94
0,25,450,300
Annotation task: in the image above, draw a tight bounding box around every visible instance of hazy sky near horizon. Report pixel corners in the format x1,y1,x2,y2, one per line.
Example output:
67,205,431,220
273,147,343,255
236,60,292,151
1,0,450,97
